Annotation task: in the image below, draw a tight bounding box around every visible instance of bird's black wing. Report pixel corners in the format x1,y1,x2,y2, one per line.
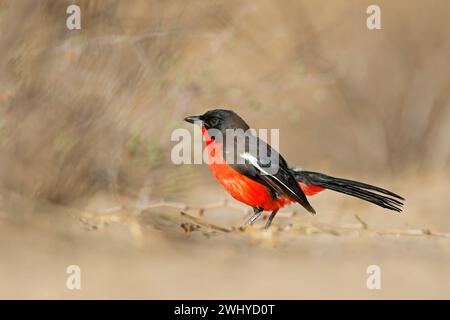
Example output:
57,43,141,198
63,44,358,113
223,133,316,214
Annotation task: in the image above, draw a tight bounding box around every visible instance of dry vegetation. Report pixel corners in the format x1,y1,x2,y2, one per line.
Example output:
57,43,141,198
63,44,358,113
0,0,449,299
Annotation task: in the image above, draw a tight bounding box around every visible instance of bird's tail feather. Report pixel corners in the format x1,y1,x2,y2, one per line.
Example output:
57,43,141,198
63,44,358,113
290,168,404,212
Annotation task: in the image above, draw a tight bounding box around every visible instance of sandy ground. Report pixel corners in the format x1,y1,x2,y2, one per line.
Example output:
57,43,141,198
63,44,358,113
1,177,449,300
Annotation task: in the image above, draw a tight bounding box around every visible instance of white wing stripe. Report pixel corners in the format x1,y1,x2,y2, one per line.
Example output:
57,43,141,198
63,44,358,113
241,152,299,198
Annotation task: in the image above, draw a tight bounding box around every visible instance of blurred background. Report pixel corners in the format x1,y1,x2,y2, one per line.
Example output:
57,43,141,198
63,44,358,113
0,0,449,299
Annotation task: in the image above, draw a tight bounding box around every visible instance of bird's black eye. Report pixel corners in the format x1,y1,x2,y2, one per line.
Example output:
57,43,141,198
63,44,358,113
209,117,220,127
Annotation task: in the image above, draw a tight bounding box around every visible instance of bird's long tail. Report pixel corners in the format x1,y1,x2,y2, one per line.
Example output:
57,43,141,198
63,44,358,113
290,168,404,212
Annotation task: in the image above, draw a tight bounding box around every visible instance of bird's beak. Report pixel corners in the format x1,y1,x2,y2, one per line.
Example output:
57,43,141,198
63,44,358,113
184,115,202,124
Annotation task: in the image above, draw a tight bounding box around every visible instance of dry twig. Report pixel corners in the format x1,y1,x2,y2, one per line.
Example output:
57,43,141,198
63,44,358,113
89,199,450,239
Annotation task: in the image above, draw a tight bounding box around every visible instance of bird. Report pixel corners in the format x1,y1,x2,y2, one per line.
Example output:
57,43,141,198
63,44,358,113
184,109,404,229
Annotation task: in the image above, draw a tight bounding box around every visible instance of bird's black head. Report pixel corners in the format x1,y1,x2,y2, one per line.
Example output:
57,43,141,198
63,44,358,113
184,109,250,133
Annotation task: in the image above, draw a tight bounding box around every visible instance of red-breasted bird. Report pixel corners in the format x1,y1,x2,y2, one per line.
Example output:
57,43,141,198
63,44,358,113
184,109,404,229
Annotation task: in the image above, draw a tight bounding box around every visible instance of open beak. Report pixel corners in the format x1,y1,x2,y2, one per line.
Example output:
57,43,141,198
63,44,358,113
184,115,202,124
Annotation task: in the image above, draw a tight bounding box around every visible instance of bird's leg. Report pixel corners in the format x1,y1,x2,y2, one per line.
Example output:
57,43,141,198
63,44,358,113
245,207,263,225
264,209,279,229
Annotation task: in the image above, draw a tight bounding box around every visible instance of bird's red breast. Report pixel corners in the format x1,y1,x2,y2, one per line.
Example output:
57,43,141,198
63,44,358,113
201,127,322,211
